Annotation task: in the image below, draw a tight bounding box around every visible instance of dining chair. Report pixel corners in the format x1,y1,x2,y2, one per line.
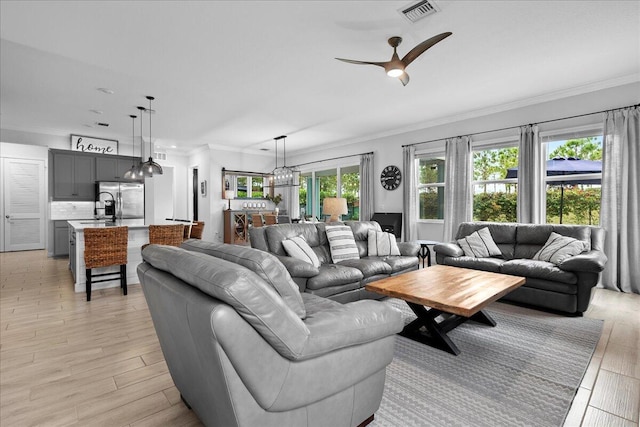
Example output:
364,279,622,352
84,226,128,302
264,214,277,225
251,214,264,227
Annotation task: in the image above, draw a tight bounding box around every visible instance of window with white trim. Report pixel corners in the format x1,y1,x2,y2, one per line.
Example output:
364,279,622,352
472,143,519,222
417,156,445,220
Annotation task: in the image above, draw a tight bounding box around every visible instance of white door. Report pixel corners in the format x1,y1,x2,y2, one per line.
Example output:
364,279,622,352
2,158,45,251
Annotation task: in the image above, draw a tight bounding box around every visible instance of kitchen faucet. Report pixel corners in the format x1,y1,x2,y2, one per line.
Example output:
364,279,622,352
95,191,116,222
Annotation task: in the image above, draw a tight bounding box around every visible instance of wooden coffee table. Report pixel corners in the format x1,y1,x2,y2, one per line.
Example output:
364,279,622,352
366,265,525,355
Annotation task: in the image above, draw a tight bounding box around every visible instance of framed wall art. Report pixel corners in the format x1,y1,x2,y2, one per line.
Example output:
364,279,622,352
71,134,118,155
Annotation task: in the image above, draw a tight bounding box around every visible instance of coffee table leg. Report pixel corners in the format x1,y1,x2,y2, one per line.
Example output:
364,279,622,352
401,302,461,355
470,310,497,326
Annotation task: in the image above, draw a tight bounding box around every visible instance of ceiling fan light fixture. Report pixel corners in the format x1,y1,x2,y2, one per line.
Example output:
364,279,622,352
387,68,404,77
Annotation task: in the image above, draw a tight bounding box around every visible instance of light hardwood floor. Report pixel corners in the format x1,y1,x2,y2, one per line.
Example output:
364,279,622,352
1,250,638,426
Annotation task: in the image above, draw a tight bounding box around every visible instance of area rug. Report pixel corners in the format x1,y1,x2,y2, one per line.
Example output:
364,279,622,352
372,300,603,427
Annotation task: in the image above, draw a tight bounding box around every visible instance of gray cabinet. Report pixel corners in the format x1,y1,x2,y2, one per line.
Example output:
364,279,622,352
96,156,138,181
69,228,76,278
53,221,69,257
51,151,95,200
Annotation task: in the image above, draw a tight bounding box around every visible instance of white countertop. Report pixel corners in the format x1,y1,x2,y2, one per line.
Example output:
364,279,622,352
67,219,148,230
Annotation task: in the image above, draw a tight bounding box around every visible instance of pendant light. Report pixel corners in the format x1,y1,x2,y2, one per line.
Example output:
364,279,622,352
136,106,150,177
122,114,138,179
271,135,296,187
140,95,163,175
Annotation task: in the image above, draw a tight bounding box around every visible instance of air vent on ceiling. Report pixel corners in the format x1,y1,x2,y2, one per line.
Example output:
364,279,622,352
399,0,440,23
96,122,109,127
154,152,167,161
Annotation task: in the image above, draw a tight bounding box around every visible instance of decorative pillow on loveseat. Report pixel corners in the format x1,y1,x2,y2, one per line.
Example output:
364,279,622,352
282,235,321,267
457,227,502,258
325,225,360,263
533,232,588,265
368,230,401,256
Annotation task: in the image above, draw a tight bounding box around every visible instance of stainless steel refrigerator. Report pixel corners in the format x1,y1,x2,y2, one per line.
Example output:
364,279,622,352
96,181,145,219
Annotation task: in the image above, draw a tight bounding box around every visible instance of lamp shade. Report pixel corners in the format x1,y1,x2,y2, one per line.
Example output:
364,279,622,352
323,197,348,222
225,190,235,200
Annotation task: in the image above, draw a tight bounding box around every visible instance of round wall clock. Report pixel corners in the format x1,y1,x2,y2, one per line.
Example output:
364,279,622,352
380,165,402,190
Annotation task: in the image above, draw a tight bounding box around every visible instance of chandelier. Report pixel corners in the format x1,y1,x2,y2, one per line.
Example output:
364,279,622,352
271,135,297,187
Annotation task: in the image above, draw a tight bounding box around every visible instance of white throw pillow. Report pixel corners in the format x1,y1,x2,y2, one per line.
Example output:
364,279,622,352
533,232,588,265
457,227,502,258
325,225,360,263
368,230,401,256
282,235,321,268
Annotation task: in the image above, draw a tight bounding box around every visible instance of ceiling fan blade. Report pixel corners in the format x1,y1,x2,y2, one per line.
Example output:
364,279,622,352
335,58,388,68
399,72,410,86
401,32,452,67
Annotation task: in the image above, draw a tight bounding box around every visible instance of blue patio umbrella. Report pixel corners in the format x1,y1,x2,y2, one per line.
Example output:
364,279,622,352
506,157,602,223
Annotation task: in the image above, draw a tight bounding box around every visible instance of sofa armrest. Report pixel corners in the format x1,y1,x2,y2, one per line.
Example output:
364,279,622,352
398,241,420,257
300,300,404,359
275,255,320,278
434,242,464,258
558,250,608,273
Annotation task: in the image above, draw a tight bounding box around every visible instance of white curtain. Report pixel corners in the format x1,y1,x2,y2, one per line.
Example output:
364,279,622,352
402,146,417,242
601,106,640,294
517,124,545,223
359,153,374,221
443,136,472,241
282,171,300,220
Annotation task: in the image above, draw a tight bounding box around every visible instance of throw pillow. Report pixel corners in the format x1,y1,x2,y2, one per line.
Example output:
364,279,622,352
457,227,502,258
534,232,588,265
282,235,321,268
325,225,360,263
368,229,401,256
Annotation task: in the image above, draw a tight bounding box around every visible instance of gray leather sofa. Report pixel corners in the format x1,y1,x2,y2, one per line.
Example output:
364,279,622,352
434,222,608,315
249,221,420,303
138,242,404,427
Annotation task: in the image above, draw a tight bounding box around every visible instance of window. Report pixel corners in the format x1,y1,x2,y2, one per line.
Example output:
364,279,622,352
236,176,248,198
472,145,518,222
417,157,445,220
298,165,360,220
544,135,602,225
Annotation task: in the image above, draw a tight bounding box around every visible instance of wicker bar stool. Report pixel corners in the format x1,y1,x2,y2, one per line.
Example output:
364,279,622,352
190,221,205,239
142,224,186,251
84,226,129,302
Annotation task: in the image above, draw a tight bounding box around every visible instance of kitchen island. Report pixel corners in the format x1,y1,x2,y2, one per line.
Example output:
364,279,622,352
68,219,177,293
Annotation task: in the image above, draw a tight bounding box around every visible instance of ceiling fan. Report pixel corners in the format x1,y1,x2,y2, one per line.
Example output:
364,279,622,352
335,32,452,86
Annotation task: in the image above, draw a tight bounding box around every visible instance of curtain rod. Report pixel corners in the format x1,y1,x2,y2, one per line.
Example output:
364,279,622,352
293,151,374,168
402,102,640,148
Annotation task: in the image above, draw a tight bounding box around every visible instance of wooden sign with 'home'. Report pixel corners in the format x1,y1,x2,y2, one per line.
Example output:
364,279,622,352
71,135,118,155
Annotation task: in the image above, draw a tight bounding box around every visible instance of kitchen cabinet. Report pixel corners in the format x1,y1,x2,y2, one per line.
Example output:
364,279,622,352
96,156,140,181
51,151,95,200
69,228,76,276
224,210,248,245
53,220,70,257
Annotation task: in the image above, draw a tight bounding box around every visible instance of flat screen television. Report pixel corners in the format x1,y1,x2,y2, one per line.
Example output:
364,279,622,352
370,213,402,239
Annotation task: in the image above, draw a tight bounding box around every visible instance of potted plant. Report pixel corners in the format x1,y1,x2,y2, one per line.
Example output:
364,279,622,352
266,193,282,214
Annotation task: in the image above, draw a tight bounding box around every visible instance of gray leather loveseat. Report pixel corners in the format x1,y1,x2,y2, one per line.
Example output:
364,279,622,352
249,221,420,303
434,222,607,315
138,242,404,427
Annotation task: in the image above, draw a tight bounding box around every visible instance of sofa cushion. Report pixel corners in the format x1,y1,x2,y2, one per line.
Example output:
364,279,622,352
282,235,321,268
336,258,392,278
514,224,592,259
456,222,516,259
181,240,306,318
264,223,322,256
306,264,364,290
533,232,589,265
141,245,310,359
501,259,578,284
325,225,360,263
367,230,401,256
457,227,502,258
442,256,505,273
346,221,383,257
367,255,418,273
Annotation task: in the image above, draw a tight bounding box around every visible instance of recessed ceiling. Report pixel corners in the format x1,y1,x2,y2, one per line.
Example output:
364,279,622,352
1,1,638,155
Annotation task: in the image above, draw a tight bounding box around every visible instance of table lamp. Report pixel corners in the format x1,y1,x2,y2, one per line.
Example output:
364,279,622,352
323,197,348,222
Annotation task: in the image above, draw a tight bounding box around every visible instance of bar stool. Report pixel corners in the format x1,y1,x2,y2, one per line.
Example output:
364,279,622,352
143,224,186,250
190,221,205,239
84,226,129,302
